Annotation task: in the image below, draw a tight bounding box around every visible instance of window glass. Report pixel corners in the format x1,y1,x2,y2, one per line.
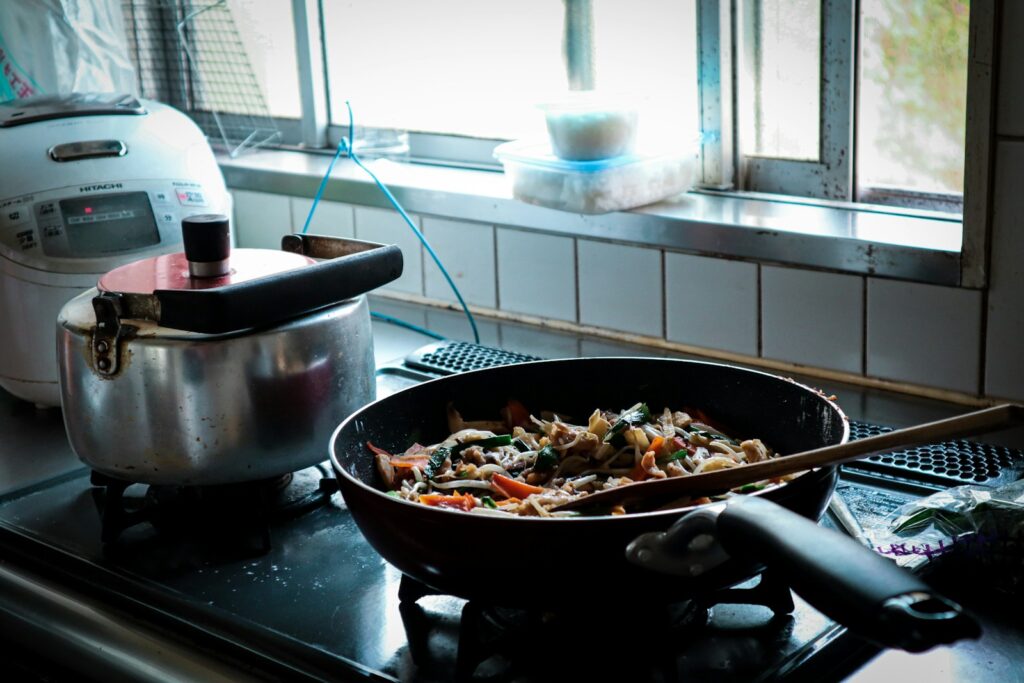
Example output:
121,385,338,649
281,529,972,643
322,0,698,142
857,0,969,195
224,0,301,118
740,0,821,160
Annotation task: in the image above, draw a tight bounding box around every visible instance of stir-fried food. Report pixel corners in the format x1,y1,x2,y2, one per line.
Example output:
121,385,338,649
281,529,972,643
370,401,782,517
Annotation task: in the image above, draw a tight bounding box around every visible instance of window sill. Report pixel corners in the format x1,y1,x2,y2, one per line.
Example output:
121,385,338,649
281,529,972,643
218,149,964,286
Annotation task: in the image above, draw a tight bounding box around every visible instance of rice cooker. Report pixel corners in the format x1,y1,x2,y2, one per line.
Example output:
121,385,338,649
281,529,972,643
0,93,231,406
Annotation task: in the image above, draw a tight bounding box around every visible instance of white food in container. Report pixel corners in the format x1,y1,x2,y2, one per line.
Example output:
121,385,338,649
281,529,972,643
541,104,639,161
494,140,697,215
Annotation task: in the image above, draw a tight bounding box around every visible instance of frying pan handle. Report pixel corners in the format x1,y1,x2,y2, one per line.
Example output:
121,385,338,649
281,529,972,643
715,496,980,652
155,238,403,334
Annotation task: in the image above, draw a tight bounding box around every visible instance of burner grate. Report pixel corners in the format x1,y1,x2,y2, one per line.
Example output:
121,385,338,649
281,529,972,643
844,421,1024,488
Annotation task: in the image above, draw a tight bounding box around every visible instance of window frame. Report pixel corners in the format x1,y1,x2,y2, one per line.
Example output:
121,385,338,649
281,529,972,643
227,0,995,288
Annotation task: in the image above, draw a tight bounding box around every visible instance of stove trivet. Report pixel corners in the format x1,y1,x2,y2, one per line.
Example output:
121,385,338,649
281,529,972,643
89,464,333,566
395,571,797,682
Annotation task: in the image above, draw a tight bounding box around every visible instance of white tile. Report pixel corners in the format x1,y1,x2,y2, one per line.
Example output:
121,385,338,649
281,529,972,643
422,218,496,307
230,190,292,249
867,279,982,393
998,2,1024,136
424,308,500,347
495,228,577,322
289,197,354,237
665,253,758,356
984,141,1024,399
367,298,432,366
580,338,665,358
499,324,579,360
761,267,864,373
354,206,423,295
577,240,663,337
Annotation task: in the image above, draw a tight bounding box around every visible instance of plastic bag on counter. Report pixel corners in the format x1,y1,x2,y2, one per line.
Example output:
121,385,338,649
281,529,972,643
868,479,1024,596
0,0,136,102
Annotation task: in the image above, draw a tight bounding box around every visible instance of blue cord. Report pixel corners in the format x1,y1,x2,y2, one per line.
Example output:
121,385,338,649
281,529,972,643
370,311,446,341
300,141,347,235
301,101,481,345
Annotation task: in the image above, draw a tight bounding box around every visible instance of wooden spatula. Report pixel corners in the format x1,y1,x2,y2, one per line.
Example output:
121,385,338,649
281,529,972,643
552,403,1024,513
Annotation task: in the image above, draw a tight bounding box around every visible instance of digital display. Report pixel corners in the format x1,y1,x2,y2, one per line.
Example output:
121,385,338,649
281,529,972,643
59,192,160,255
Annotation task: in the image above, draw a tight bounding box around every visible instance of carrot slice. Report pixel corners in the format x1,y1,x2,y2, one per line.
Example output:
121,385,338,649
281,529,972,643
491,473,544,499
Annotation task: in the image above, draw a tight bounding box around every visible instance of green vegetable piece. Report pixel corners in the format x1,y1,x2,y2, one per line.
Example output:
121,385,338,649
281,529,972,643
657,449,691,466
603,403,652,443
424,446,451,479
451,434,514,459
534,445,559,472
481,496,498,509
512,437,531,452
386,491,401,498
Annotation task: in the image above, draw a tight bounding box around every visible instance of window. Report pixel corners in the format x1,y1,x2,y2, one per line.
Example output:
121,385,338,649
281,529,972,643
320,0,698,163
126,1,969,211
709,0,970,210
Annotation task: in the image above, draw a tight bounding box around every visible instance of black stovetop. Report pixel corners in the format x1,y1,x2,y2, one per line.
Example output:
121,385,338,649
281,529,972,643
0,347,1022,682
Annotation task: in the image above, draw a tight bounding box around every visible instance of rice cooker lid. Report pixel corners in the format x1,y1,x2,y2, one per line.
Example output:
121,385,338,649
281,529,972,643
0,93,146,128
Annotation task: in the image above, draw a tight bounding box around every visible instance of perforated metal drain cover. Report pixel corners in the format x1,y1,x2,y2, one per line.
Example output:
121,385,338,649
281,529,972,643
405,341,540,375
845,421,1024,488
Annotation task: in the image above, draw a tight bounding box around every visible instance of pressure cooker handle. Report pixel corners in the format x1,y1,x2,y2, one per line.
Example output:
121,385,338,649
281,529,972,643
155,239,403,334
715,496,980,652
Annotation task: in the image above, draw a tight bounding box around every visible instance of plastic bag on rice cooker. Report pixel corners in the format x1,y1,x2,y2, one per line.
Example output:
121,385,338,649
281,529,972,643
0,0,136,102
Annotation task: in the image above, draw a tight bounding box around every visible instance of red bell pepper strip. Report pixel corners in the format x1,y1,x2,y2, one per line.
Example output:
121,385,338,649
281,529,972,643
418,491,477,511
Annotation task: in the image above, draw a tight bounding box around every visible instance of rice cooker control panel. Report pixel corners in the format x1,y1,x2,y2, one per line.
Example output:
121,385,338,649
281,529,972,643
0,180,219,273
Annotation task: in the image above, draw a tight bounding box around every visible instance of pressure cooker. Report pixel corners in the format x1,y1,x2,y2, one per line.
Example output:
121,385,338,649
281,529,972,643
56,215,403,485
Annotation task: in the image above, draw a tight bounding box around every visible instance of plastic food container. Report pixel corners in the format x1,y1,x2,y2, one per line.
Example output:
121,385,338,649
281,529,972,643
494,141,697,215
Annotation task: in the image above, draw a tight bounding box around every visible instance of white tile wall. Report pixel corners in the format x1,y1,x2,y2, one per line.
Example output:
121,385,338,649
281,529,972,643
422,217,496,307
367,298,432,365
231,190,292,249
495,228,577,322
226,189,1019,399
289,197,355,237
577,240,663,337
984,142,1024,400
424,307,500,347
761,267,864,374
499,324,580,360
665,253,759,356
866,279,982,393
354,206,423,295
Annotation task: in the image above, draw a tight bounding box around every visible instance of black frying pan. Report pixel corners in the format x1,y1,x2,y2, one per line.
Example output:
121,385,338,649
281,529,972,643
329,358,978,652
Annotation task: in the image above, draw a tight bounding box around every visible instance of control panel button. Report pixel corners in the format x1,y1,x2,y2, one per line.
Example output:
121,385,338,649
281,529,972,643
152,190,172,204
159,211,177,224
176,189,207,207
2,205,28,226
15,229,36,250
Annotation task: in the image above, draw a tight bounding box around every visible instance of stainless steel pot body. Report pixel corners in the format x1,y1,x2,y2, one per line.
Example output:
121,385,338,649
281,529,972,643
57,288,375,485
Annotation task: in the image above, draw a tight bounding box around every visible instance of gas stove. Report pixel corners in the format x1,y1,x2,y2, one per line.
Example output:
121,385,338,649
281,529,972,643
0,340,1022,682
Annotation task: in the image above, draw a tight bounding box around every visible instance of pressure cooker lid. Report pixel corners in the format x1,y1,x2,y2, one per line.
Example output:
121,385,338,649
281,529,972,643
90,214,404,335
0,93,146,128
98,215,315,295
